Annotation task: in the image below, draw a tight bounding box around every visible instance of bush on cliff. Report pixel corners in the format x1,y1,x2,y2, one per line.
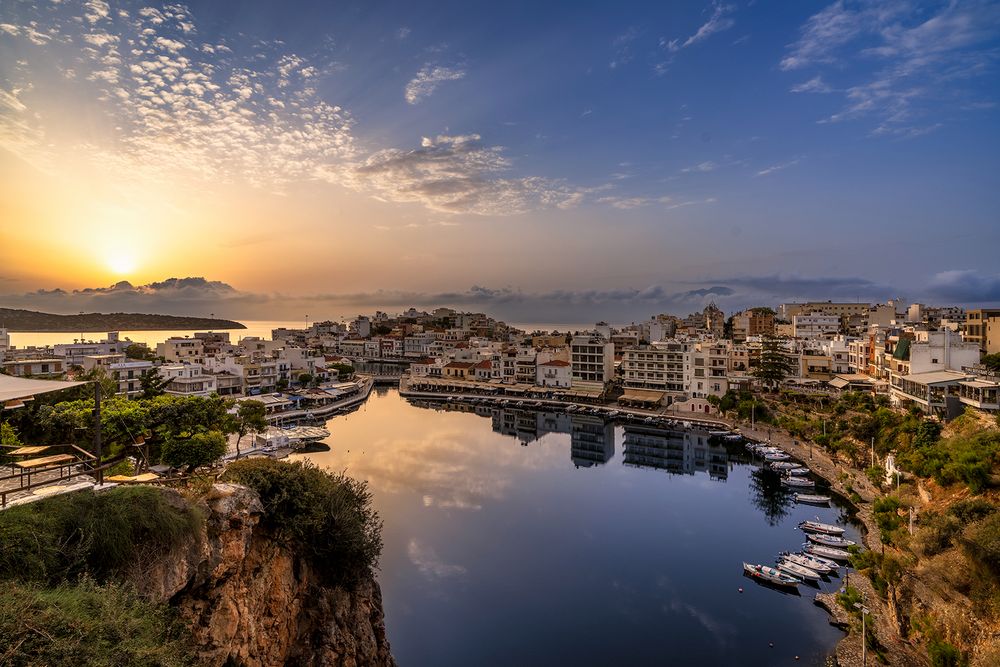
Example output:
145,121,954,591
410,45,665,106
222,458,383,585
0,578,194,666
0,486,202,585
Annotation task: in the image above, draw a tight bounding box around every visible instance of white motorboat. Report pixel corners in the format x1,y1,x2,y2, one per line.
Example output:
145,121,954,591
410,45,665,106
776,559,822,581
781,476,815,488
803,543,852,561
794,493,831,505
770,461,798,470
807,533,856,548
743,562,801,588
783,551,838,573
788,467,811,476
798,520,845,536
764,452,791,461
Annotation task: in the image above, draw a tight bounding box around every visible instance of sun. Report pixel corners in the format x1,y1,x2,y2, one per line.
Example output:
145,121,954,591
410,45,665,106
106,253,138,276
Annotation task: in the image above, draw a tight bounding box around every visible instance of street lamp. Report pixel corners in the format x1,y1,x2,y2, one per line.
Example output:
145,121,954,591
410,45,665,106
854,598,870,667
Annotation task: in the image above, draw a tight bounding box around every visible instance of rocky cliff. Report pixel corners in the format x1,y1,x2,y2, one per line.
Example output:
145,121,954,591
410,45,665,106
139,484,396,667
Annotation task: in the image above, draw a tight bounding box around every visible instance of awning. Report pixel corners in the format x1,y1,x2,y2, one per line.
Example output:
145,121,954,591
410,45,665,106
0,375,87,404
619,388,666,405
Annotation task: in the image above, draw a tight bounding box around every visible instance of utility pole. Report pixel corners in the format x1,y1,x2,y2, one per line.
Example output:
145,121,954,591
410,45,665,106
871,436,875,468
93,382,103,485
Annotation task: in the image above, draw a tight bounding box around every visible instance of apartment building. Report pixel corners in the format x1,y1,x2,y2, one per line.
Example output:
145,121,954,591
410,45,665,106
1,358,64,378
731,309,775,342
686,342,729,398
621,341,688,393
966,309,1000,353
792,313,840,338
110,360,155,397
159,364,218,397
54,332,126,366
537,360,572,388
779,302,871,320
156,337,205,364
570,335,615,385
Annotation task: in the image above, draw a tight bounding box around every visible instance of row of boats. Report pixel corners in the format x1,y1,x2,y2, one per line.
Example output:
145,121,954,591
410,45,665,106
742,441,860,590
743,520,857,589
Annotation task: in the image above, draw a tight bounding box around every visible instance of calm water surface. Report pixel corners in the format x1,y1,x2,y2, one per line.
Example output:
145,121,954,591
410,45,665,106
295,389,852,666
7,320,305,348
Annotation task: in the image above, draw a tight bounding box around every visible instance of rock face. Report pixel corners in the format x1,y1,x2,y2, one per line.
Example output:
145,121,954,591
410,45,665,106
140,484,395,667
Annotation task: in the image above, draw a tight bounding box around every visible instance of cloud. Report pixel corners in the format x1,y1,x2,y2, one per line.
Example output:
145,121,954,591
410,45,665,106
666,2,735,53
404,64,466,104
755,158,800,176
610,27,640,68
0,2,579,217
790,75,832,94
340,134,583,215
595,195,672,210
697,273,888,301
396,27,411,40
926,269,1000,302
0,277,264,317
782,1,1000,136
407,539,467,580
681,160,718,173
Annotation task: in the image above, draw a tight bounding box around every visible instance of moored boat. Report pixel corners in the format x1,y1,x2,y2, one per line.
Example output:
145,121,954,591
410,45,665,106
804,543,852,561
781,476,815,488
799,520,845,536
794,493,831,505
764,452,791,461
742,562,801,588
783,551,838,574
770,461,798,470
776,559,822,581
807,533,856,547
788,467,811,476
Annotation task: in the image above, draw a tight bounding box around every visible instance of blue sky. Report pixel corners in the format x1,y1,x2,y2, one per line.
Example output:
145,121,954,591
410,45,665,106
1,1,999,321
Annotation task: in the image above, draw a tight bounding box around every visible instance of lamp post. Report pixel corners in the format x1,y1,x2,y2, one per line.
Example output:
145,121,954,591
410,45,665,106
854,597,870,667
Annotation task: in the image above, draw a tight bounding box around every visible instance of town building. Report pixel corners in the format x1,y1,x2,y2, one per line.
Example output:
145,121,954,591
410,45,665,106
570,335,615,385
536,360,572,388
156,337,205,364
792,312,840,338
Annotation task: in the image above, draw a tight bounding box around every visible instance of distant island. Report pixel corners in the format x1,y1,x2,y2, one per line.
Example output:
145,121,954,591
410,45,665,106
0,308,246,332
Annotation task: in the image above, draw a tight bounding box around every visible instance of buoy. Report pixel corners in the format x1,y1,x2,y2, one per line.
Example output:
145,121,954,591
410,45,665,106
769,642,774,648
795,657,800,661
738,587,743,593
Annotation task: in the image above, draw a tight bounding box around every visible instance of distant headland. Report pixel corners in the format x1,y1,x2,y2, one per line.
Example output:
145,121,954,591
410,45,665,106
0,308,246,332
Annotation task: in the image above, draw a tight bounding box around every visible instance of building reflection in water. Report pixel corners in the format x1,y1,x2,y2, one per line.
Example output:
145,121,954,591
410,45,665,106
412,399,727,478
622,426,728,480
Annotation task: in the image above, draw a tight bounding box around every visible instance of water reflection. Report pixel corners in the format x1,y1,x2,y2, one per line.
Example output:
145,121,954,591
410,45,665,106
748,467,796,526
295,390,848,667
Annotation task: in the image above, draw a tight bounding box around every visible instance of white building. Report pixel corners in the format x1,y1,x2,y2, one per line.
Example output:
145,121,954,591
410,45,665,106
159,363,218,396
571,336,615,385
54,332,126,367
792,312,840,338
156,337,205,364
621,341,688,394
110,360,155,397
536,360,572,388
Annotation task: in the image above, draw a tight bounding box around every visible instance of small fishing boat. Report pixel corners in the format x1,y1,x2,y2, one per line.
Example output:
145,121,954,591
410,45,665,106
743,562,801,588
723,434,743,442
781,476,815,488
799,520,845,536
770,461,798,470
794,493,831,505
804,543,852,561
764,452,791,461
788,467,811,476
782,552,838,574
776,559,822,581
807,533,856,548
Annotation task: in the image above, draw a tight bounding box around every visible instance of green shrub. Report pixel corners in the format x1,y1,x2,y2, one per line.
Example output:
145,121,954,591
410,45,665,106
0,579,194,666
949,498,997,525
0,486,202,585
914,511,962,556
222,459,382,586
962,513,1000,580
928,637,966,667
161,430,227,471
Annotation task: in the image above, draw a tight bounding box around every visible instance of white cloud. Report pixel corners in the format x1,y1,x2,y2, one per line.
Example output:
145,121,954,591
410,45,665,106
666,2,735,53
610,27,640,68
790,75,832,94
782,1,1000,136
396,27,411,40
755,159,800,177
405,64,466,104
681,160,718,173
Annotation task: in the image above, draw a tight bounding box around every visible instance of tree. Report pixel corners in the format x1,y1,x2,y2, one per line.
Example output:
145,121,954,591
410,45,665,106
983,353,1000,373
752,335,796,389
139,369,170,399
125,343,156,361
161,430,227,472
330,363,354,380
298,373,314,386
233,400,267,460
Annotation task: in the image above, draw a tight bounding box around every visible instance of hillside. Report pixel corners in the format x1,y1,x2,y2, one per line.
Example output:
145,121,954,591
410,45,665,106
0,308,246,332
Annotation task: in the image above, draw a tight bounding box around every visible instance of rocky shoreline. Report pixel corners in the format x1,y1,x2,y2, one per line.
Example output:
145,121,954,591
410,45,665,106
736,420,926,666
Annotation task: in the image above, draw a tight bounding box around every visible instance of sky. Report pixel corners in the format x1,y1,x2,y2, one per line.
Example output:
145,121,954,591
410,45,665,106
1,0,999,324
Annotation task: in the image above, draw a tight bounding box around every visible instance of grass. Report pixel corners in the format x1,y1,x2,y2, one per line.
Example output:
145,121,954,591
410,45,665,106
222,458,383,586
0,578,194,666
0,485,203,585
